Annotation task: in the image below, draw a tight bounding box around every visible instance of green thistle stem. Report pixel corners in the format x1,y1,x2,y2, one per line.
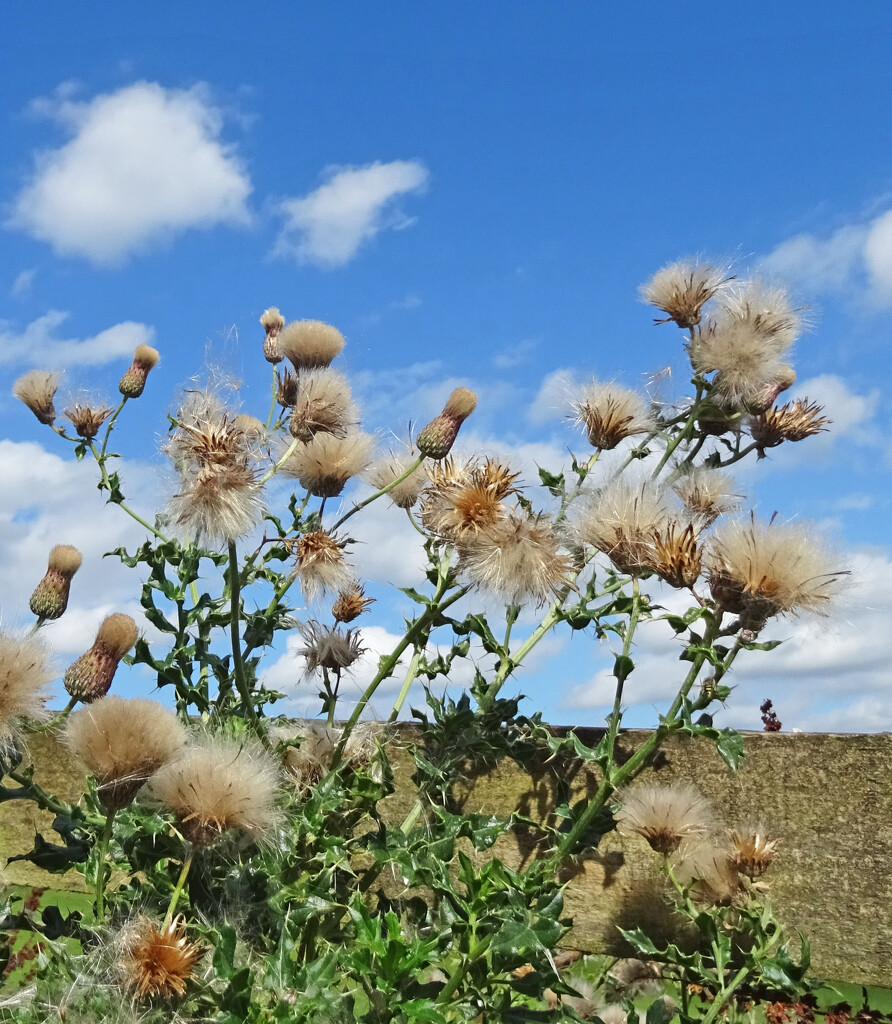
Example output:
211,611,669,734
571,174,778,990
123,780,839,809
330,455,425,532
94,807,118,923
163,848,194,929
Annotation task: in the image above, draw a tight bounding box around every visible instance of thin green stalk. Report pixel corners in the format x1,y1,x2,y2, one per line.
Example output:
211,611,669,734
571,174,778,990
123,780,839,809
99,397,128,457
553,450,600,528
699,965,751,1024
604,577,641,767
265,364,279,429
27,616,46,637
404,505,427,537
651,383,705,478
38,695,79,733
388,647,423,723
94,808,118,923
226,541,260,730
163,848,194,928
258,438,300,485
330,455,425,532
435,935,492,1005
87,441,169,542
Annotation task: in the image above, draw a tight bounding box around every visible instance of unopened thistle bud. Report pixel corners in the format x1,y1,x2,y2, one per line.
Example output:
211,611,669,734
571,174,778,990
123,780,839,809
29,544,83,619
63,399,114,440
13,369,62,426
279,319,346,370
332,583,375,622
260,306,286,364
119,344,160,398
63,613,139,702
416,387,477,459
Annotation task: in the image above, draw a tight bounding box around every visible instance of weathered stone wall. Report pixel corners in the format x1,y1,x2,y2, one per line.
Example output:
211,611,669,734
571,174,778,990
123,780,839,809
3,729,890,985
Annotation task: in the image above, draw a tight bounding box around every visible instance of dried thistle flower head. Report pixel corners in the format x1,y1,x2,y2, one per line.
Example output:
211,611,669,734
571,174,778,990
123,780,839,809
615,783,714,855
640,260,731,328
298,621,367,673
148,736,281,846
332,583,375,623
63,399,114,440
367,451,427,508
29,544,83,619
420,457,519,540
0,632,53,746
288,368,356,442
232,413,266,440
260,306,286,364
279,319,346,370
608,959,664,999
730,828,779,880
457,513,573,606
63,613,139,703
572,478,672,576
282,430,375,497
673,841,741,904
571,381,656,450
120,916,206,999
416,387,477,459
745,364,797,415
13,369,62,425
119,343,160,398
750,398,830,452
706,516,846,630
673,467,740,528
293,530,353,601
276,721,338,792
63,696,186,811
276,367,300,408
650,520,702,589
719,281,805,350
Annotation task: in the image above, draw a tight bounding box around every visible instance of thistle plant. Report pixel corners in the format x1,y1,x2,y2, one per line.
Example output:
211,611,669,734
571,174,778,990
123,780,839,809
0,263,853,1023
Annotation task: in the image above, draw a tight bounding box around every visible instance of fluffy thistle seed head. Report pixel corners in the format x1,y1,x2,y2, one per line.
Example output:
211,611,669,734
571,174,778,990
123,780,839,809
279,319,346,370
63,399,114,440
673,467,740,528
0,632,53,747
416,387,477,459
298,621,367,673
64,697,186,810
148,736,281,846
63,613,139,703
744,364,797,415
750,398,830,451
730,828,779,880
282,430,375,497
260,306,286,364
719,281,805,350
13,369,62,425
706,517,846,629
29,544,83,619
120,916,207,999
119,343,160,398
640,260,732,328
277,721,338,793
457,513,573,606
293,530,353,601
332,583,375,623
288,368,357,442
420,457,519,540
615,783,714,855
608,959,664,1000
367,451,428,508
571,381,656,450
673,841,741,904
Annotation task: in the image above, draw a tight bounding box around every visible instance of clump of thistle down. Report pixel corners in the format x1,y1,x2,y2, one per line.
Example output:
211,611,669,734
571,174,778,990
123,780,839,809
640,259,732,328
0,631,53,746
276,721,384,792
63,613,139,703
282,429,375,498
367,450,428,508
118,343,161,398
63,696,186,810
616,783,714,854
730,827,780,880
29,543,82,619
298,620,366,673
260,306,286,363
673,841,742,904
673,466,740,528
119,915,206,999
291,530,354,601
288,368,357,442
13,369,62,425
571,380,656,450
278,319,345,370
706,516,846,631
148,736,281,846
750,397,831,453
420,456,520,540
164,388,266,545
332,582,375,622
415,387,477,459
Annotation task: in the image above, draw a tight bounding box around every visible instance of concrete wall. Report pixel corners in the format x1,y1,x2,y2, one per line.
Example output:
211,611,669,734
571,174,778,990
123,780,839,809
3,728,890,986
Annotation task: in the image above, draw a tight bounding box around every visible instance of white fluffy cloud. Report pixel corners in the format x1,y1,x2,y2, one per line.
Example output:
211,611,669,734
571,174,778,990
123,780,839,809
273,160,429,268
8,81,251,265
0,311,154,367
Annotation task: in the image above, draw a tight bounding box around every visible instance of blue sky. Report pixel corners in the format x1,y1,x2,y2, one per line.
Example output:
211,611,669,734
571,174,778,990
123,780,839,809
2,3,892,732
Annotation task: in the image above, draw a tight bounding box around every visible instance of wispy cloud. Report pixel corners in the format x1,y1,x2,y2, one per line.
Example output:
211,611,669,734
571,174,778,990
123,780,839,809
8,81,252,266
273,160,429,269
10,269,36,299
0,311,153,367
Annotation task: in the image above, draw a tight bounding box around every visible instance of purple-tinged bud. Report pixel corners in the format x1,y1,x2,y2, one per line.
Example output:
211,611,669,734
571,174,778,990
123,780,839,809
119,344,160,398
416,388,477,460
29,545,83,620
63,613,139,703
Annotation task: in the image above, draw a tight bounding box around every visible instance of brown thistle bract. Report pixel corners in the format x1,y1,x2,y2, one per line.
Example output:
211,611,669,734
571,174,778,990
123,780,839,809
706,516,846,630
276,367,300,407
420,457,519,540
29,544,83,619
415,387,477,459
0,632,53,746
615,783,714,855
63,613,139,703
63,400,114,440
278,319,345,370
651,521,702,589
148,737,281,846
298,621,366,672
13,369,62,426
750,398,830,451
640,260,731,328
292,530,353,600
260,306,286,364
730,828,779,880
63,696,186,811
332,583,376,623
119,343,160,398
288,368,356,442
673,467,740,528
571,381,655,450
282,430,375,497
120,916,206,999
673,840,742,904
367,451,428,509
